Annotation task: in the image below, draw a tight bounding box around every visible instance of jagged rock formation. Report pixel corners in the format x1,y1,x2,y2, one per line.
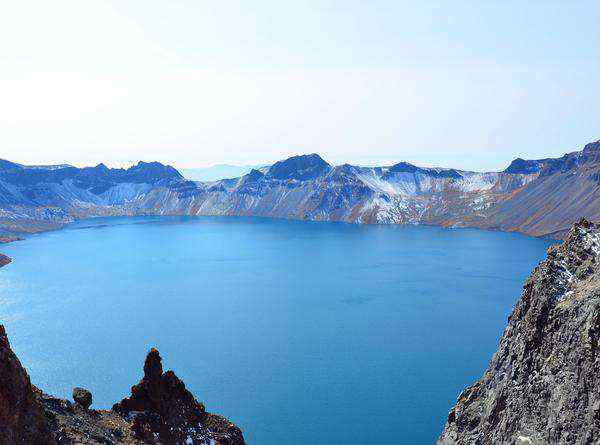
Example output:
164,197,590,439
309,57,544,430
439,219,600,445
0,325,54,444
2,140,600,238
0,324,245,445
113,348,244,445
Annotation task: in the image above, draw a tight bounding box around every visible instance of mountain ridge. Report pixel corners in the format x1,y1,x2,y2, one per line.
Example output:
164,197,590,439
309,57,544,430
1,139,599,240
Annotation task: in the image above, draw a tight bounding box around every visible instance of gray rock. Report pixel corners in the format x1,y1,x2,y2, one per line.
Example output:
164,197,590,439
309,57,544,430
439,218,600,444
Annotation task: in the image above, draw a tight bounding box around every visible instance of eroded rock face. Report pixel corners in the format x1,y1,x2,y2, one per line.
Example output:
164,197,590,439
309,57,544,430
114,348,245,445
439,218,600,445
0,325,55,445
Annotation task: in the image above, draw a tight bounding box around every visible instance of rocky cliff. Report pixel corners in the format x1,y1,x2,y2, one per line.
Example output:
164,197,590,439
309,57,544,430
439,218,600,444
0,324,245,445
0,325,53,444
1,139,600,238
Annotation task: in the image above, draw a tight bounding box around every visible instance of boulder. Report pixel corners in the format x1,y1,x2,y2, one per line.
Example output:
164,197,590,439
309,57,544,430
72,387,92,410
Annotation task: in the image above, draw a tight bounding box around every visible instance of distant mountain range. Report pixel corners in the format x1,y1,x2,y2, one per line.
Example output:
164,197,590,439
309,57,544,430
182,164,268,182
1,139,600,238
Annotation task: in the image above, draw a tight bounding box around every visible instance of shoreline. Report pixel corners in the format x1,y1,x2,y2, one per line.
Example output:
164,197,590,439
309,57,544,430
0,213,557,274
2,211,564,238
0,236,23,268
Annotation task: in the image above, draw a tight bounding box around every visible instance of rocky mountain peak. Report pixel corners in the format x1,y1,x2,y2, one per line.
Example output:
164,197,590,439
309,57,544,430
583,140,600,153
503,157,547,174
267,153,331,181
125,161,184,183
387,161,421,174
439,218,600,444
385,161,462,179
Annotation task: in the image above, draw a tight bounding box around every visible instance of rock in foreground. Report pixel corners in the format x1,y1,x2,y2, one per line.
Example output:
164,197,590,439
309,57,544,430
114,348,245,445
0,325,54,444
0,324,245,445
439,219,600,444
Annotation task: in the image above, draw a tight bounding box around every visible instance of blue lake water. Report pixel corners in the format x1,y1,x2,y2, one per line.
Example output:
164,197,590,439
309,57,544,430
0,216,552,444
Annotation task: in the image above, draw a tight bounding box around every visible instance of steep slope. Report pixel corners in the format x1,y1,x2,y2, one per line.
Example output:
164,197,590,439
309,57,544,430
475,141,600,237
0,324,245,445
439,219,600,445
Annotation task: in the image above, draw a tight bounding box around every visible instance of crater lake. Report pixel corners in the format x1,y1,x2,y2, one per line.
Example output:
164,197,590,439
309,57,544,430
0,216,552,443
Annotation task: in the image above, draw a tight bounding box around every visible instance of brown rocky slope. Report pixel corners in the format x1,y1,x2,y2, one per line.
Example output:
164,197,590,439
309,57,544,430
439,218,600,444
0,324,245,445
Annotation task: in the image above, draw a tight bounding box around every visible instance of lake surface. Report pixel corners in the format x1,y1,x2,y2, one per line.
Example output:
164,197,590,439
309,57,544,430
0,216,552,443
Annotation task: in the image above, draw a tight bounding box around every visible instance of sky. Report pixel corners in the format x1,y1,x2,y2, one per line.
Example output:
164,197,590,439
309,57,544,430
1,0,599,171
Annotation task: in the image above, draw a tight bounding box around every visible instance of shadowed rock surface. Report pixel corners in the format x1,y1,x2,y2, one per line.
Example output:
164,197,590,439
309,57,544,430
72,388,93,410
114,348,245,445
439,218,600,444
0,324,245,445
0,325,54,445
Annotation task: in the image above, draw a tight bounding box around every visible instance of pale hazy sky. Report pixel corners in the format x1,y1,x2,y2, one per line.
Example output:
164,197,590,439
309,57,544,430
1,1,599,171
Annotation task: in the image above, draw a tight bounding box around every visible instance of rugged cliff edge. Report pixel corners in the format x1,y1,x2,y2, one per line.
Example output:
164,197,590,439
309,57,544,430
0,325,245,445
439,218,600,444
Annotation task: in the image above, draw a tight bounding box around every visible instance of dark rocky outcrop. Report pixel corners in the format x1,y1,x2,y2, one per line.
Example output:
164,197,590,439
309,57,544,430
439,218,600,444
0,325,54,444
0,254,10,268
0,325,245,445
113,348,244,445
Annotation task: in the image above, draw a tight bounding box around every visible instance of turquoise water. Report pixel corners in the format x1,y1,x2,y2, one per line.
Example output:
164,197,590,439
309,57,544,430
0,216,552,444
